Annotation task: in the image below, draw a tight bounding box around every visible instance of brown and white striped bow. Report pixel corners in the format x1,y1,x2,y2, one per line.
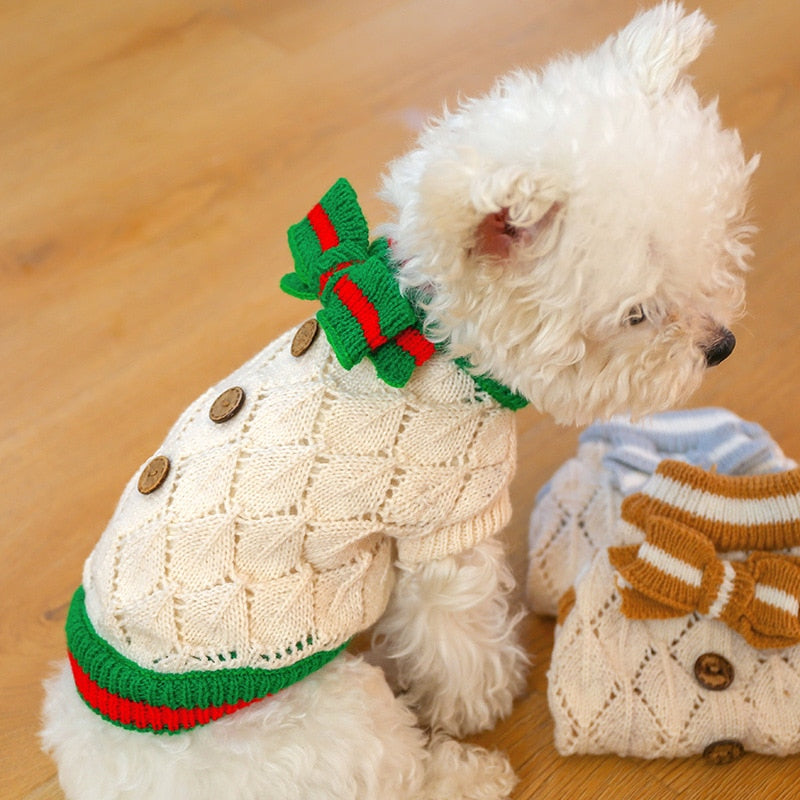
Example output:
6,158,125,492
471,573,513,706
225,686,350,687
609,514,800,649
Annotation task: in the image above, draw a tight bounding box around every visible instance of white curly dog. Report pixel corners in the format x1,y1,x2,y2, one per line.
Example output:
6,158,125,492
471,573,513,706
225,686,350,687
42,4,757,799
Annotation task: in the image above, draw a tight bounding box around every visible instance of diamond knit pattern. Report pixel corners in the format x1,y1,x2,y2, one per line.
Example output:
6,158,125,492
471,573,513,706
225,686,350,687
549,549,800,758
548,461,800,759
82,323,516,676
527,442,618,616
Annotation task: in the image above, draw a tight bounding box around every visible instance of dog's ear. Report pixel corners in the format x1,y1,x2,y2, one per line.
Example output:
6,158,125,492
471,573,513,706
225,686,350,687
609,1,714,96
418,157,565,262
472,200,564,261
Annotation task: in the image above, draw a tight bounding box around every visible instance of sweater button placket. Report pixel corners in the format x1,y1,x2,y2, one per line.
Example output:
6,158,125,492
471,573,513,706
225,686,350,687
137,456,170,495
209,387,246,423
702,739,746,765
694,652,734,691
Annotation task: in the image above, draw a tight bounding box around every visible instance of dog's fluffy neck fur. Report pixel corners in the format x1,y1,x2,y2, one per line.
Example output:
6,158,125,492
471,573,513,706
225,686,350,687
378,253,529,410
378,2,758,425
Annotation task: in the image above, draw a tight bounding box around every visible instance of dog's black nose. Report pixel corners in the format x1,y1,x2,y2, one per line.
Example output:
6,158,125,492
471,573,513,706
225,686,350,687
703,328,736,367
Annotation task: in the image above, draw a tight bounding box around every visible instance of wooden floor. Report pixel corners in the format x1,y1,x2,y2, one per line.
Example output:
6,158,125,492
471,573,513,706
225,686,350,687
2,1,799,797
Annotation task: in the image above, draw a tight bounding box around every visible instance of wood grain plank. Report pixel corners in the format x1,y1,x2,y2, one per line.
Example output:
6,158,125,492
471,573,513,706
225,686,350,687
3,1,800,797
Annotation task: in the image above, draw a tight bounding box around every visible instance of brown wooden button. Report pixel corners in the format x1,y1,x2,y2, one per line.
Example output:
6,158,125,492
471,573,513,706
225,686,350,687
702,739,745,765
138,455,170,495
694,653,734,691
209,386,245,423
291,318,320,357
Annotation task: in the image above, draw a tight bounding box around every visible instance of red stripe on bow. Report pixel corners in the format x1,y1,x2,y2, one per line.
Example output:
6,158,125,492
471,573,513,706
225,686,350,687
396,327,436,365
319,260,357,294
307,202,339,251
332,273,388,350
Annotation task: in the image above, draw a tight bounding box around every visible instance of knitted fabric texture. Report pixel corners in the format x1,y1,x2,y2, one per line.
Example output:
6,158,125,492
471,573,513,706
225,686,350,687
73,324,517,734
281,178,528,409
548,459,800,759
578,408,795,496
610,463,800,648
66,586,349,734
281,178,428,388
527,408,795,615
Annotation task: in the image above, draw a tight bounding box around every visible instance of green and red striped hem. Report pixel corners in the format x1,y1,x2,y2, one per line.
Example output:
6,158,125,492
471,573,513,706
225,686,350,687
65,587,349,735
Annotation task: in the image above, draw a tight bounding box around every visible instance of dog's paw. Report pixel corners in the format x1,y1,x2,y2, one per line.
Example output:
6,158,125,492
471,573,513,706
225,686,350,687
419,733,517,800
411,630,528,737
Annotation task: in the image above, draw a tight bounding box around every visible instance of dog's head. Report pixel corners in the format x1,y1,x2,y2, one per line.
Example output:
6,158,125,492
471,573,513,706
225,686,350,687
379,2,758,425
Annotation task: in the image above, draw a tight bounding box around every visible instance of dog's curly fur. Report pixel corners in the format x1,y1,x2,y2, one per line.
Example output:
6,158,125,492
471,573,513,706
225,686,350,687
381,3,757,425
41,4,757,798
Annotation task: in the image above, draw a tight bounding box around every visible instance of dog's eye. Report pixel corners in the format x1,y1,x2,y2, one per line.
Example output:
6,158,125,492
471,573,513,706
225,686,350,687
626,305,646,326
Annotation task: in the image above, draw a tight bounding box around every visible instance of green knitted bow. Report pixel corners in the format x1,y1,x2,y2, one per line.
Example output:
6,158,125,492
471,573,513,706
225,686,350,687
280,178,529,408
280,178,435,388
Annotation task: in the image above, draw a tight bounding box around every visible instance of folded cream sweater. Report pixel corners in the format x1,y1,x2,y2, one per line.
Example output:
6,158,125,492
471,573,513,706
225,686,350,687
549,460,800,761
528,409,795,615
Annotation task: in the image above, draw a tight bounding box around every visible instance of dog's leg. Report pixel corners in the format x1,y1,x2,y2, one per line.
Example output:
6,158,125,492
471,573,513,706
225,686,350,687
371,535,528,737
415,732,517,800
41,654,433,800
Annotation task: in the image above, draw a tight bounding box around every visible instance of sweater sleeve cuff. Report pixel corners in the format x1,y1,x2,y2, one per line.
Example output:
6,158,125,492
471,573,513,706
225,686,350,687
394,491,513,565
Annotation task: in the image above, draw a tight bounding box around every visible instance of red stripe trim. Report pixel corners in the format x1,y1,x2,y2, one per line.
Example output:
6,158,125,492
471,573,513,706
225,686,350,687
307,203,339,251
395,328,435,366
68,651,267,733
332,274,387,349
319,260,356,294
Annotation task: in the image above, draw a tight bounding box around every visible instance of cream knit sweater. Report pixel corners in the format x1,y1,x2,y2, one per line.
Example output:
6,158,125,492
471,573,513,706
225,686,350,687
549,460,800,760
528,409,795,616
80,322,516,685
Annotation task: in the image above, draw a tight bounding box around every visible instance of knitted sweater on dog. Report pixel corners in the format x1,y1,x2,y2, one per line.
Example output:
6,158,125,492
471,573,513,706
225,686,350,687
67,181,520,735
549,459,800,759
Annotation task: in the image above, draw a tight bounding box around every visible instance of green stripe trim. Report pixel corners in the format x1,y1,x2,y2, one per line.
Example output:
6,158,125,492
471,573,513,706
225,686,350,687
317,179,370,249
370,340,417,388
454,357,530,410
66,587,349,710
